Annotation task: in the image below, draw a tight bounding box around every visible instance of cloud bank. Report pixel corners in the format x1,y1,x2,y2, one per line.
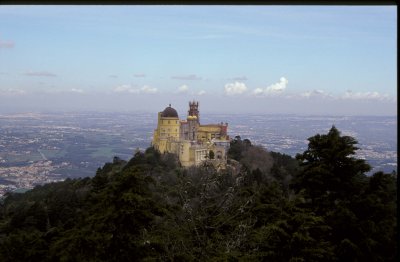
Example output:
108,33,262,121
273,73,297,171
295,89,394,102
224,81,247,95
113,85,158,94
24,71,57,77
342,90,391,101
0,88,26,96
300,89,332,99
253,77,288,96
177,84,189,94
172,74,202,80
71,88,84,93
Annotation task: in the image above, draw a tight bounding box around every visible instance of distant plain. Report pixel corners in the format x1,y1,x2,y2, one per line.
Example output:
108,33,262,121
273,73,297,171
0,112,396,193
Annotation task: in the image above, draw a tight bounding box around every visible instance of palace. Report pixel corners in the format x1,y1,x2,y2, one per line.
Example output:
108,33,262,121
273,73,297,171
152,101,230,167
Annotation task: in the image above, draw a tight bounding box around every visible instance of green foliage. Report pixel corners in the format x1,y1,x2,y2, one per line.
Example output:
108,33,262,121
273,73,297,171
293,126,397,261
0,127,396,261
294,126,370,206
228,135,252,161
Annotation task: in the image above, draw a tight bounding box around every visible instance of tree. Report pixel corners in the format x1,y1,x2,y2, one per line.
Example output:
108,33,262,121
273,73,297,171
240,145,273,176
292,126,397,261
0,135,395,261
293,126,370,208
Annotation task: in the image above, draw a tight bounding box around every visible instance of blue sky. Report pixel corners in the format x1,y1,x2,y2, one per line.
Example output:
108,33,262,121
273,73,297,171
0,6,397,115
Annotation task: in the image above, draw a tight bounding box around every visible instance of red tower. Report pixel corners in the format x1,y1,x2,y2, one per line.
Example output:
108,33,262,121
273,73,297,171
188,100,200,122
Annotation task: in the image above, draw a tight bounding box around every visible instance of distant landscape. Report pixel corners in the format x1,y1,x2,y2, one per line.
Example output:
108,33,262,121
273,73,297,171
0,111,396,196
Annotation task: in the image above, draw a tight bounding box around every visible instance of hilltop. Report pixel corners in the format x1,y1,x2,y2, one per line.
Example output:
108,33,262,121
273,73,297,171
0,127,396,261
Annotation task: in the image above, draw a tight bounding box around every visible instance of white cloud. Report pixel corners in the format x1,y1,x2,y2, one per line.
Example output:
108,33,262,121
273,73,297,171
141,85,157,94
253,88,263,96
266,77,288,93
0,88,26,96
197,90,206,96
341,90,391,101
177,84,189,94
114,84,132,93
71,88,84,93
113,84,157,94
253,77,288,96
224,81,247,95
294,89,394,102
300,89,329,98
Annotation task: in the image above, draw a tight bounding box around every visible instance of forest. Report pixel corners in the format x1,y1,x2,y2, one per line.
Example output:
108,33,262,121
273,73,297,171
0,126,397,261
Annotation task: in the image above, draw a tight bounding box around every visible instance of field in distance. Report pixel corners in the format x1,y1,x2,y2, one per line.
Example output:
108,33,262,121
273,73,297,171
0,111,397,195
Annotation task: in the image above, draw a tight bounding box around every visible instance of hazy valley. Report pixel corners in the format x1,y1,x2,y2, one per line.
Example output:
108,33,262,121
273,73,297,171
0,111,396,196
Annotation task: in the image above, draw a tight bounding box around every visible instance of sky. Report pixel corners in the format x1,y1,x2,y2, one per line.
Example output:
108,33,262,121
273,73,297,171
0,5,397,115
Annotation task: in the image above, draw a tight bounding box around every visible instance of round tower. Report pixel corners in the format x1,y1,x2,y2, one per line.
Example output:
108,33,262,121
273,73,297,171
152,104,180,153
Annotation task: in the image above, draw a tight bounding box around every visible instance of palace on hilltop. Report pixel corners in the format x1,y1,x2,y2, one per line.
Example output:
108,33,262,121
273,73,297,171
152,101,230,167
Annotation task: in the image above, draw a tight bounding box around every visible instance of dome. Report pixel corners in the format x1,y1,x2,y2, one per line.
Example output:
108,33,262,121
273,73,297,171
161,104,179,118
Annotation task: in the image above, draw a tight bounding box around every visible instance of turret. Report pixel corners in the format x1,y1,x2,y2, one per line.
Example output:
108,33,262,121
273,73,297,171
187,100,200,140
188,100,200,123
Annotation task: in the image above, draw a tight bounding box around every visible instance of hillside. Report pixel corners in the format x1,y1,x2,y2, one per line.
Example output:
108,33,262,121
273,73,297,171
0,126,396,261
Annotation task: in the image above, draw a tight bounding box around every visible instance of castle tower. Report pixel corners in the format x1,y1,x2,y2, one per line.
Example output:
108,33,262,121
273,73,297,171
152,104,180,153
188,100,200,123
187,100,200,140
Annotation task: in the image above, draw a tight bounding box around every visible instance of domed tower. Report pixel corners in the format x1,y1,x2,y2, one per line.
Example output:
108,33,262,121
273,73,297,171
161,104,179,118
152,104,180,153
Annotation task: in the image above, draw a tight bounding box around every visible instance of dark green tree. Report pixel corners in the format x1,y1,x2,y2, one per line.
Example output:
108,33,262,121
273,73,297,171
292,126,396,261
294,126,370,210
